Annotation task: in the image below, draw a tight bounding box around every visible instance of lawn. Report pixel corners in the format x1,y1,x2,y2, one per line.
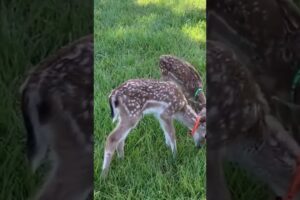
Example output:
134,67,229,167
94,0,206,199
1,0,275,199
0,0,91,199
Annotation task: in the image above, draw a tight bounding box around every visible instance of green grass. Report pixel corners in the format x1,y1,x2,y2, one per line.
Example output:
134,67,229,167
1,0,278,199
0,0,91,199
94,0,206,199
225,164,271,200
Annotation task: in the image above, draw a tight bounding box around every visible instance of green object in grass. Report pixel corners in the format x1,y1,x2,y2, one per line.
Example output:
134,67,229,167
194,87,202,98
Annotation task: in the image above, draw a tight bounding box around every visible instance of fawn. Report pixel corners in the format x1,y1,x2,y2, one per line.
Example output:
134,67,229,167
207,0,300,143
20,35,93,200
159,54,206,114
207,40,300,200
101,79,206,178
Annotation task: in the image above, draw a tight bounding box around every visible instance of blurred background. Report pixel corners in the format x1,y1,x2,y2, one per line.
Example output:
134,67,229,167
0,0,92,199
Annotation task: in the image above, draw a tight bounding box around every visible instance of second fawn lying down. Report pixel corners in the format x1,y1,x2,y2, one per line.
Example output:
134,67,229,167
101,79,206,178
207,40,300,200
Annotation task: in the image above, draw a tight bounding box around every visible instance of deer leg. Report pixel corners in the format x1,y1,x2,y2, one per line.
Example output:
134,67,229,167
155,115,170,147
157,113,177,158
35,155,92,200
33,111,92,200
116,140,125,159
35,167,91,200
207,147,232,200
22,95,50,172
101,117,139,178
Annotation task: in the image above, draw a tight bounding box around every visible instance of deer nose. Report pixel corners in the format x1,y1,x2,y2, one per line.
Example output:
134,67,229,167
197,138,206,149
196,140,205,149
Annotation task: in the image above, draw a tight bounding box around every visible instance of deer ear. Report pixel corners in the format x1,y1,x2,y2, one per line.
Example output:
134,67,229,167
276,0,300,32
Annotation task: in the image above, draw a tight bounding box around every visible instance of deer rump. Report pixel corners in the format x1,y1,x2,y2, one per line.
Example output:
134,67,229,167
109,94,118,120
